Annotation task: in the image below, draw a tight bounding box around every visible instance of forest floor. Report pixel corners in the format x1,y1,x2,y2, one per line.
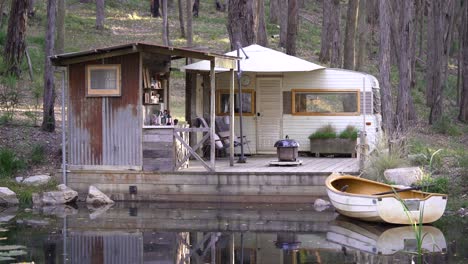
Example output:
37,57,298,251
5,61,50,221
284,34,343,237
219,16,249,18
0,0,467,210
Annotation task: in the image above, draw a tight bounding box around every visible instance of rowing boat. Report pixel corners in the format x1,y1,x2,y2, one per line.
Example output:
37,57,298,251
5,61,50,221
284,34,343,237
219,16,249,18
325,174,447,224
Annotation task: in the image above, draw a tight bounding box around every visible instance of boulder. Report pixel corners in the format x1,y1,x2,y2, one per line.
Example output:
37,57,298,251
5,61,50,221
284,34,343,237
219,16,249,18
313,198,331,212
0,187,19,205
86,186,114,206
384,167,424,186
32,184,78,205
22,175,51,186
40,205,78,218
88,203,114,219
15,177,23,183
0,206,18,222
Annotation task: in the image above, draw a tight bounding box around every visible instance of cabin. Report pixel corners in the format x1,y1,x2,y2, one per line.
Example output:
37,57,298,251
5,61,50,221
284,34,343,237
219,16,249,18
50,43,380,202
183,44,383,155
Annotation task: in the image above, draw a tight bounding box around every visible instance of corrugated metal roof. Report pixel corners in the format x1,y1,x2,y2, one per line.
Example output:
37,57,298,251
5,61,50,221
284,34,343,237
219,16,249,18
50,42,238,66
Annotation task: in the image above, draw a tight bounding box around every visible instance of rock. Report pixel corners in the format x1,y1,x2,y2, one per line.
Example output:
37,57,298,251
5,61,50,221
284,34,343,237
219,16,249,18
87,203,114,219
15,177,23,183
458,208,467,217
86,186,114,206
384,167,424,186
40,205,78,218
22,175,51,186
0,187,19,205
33,184,78,205
313,198,331,211
0,207,18,222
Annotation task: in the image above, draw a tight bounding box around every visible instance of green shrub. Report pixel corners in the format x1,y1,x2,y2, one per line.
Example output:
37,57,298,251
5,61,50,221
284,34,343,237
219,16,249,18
458,153,468,174
338,125,358,140
0,148,25,178
432,116,461,136
416,176,449,194
364,152,409,182
309,124,336,139
30,144,45,165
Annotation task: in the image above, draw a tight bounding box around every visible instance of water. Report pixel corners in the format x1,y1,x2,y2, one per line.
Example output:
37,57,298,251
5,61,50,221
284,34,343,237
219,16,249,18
0,202,466,264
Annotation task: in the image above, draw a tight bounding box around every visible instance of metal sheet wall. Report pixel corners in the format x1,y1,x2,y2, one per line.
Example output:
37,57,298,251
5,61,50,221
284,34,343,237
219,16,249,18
68,232,143,264
68,53,142,166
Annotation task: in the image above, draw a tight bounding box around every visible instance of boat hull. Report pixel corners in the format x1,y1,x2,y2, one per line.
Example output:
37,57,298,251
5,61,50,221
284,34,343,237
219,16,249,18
325,174,447,224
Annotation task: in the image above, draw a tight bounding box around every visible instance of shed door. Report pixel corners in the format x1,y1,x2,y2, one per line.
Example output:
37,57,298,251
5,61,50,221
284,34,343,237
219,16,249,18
256,78,282,153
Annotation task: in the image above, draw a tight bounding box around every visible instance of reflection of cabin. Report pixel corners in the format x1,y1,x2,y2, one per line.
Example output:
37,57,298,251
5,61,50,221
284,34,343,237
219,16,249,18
51,43,237,173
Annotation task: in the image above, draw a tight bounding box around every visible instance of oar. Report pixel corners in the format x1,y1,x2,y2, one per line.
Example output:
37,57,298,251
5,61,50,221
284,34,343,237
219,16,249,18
372,186,422,196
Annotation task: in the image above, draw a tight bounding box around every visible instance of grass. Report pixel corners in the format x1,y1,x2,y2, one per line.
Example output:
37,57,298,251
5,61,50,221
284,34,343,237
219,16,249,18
0,177,58,205
0,148,25,178
30,144,45,165
308,124,336,139
338,125,358,140
432,116,461,136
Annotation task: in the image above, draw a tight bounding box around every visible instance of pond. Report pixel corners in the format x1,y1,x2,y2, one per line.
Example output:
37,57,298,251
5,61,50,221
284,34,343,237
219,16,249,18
0,202,466,263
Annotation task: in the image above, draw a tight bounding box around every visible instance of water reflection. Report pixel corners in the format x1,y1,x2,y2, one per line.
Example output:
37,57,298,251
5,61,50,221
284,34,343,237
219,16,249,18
0,202,465,263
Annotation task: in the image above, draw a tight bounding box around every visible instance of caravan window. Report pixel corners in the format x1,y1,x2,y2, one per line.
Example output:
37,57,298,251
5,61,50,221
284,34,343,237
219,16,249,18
292,89,360,115
86,65,121,96
216,89,255,116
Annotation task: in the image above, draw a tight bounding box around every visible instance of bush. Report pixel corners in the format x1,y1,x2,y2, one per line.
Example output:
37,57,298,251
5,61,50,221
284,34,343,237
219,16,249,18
0,148,25,178
416,176,449,194
309,124,336,139
30,144,45,165
338,125,358,140
432,116,461,136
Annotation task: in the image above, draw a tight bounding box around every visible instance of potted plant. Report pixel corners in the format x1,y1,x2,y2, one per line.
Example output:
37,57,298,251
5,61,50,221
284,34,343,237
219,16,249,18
309,125,358,157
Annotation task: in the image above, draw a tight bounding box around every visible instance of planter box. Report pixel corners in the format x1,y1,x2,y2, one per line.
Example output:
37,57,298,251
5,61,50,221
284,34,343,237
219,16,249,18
309,138,357,157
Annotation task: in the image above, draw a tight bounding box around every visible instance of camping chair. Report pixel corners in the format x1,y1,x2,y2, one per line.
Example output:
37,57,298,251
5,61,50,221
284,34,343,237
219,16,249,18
215,116,251,156
195,117,229,158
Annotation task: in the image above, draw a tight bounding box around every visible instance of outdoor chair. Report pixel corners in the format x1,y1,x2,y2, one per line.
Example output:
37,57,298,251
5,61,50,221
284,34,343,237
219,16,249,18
215,116,251,156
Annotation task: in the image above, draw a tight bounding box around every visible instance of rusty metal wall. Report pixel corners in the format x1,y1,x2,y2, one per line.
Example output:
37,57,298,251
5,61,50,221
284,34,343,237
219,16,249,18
68,53,141,166
68,232,143,264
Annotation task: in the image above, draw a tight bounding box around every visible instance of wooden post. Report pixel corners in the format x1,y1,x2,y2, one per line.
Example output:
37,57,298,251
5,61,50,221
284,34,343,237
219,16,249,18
229,68,235,166
210,60,216,170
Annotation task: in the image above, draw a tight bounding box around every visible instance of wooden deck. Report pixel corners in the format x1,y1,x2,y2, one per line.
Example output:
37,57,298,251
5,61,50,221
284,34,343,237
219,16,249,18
182,155,359,174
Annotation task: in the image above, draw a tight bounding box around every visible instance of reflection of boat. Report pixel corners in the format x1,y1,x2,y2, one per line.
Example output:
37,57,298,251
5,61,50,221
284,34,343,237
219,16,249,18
325,174,447,224
327,218,447,255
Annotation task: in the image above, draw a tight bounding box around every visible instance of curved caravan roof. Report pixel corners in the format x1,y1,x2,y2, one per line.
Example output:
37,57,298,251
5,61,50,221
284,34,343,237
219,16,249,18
283,68,379,91
182,44,325,72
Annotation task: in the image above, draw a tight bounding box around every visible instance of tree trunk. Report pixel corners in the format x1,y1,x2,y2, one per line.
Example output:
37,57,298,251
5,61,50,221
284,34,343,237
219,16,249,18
378,0,394,136
319,0,331,63
429,0,454,124
366,0,378,44
28,0,34,17
459,0,468,122
269,0,279,24
3,0,30,77
278,0,288,48
186,0,193,47
56,0,65,54
42,0,56,132
178,0,185,38
355,0,367,71
151,0,160,17
395,0,414,132
215,0,225,11
0,0,7,29
162,0,169,45
425,0,435,106
95,0,104,30
330,0,341,68
343,0,359,70
256,0,268,47
227,0,255,50
286,0,297,55
193,0,199,17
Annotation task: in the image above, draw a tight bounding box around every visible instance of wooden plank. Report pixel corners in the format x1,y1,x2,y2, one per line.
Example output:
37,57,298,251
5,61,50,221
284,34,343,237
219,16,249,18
51,48,138,66
229,69,235,166
174,132,213,171
175,133,209,170
209,60,216,169
67,165,142,171
66,173,327,186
